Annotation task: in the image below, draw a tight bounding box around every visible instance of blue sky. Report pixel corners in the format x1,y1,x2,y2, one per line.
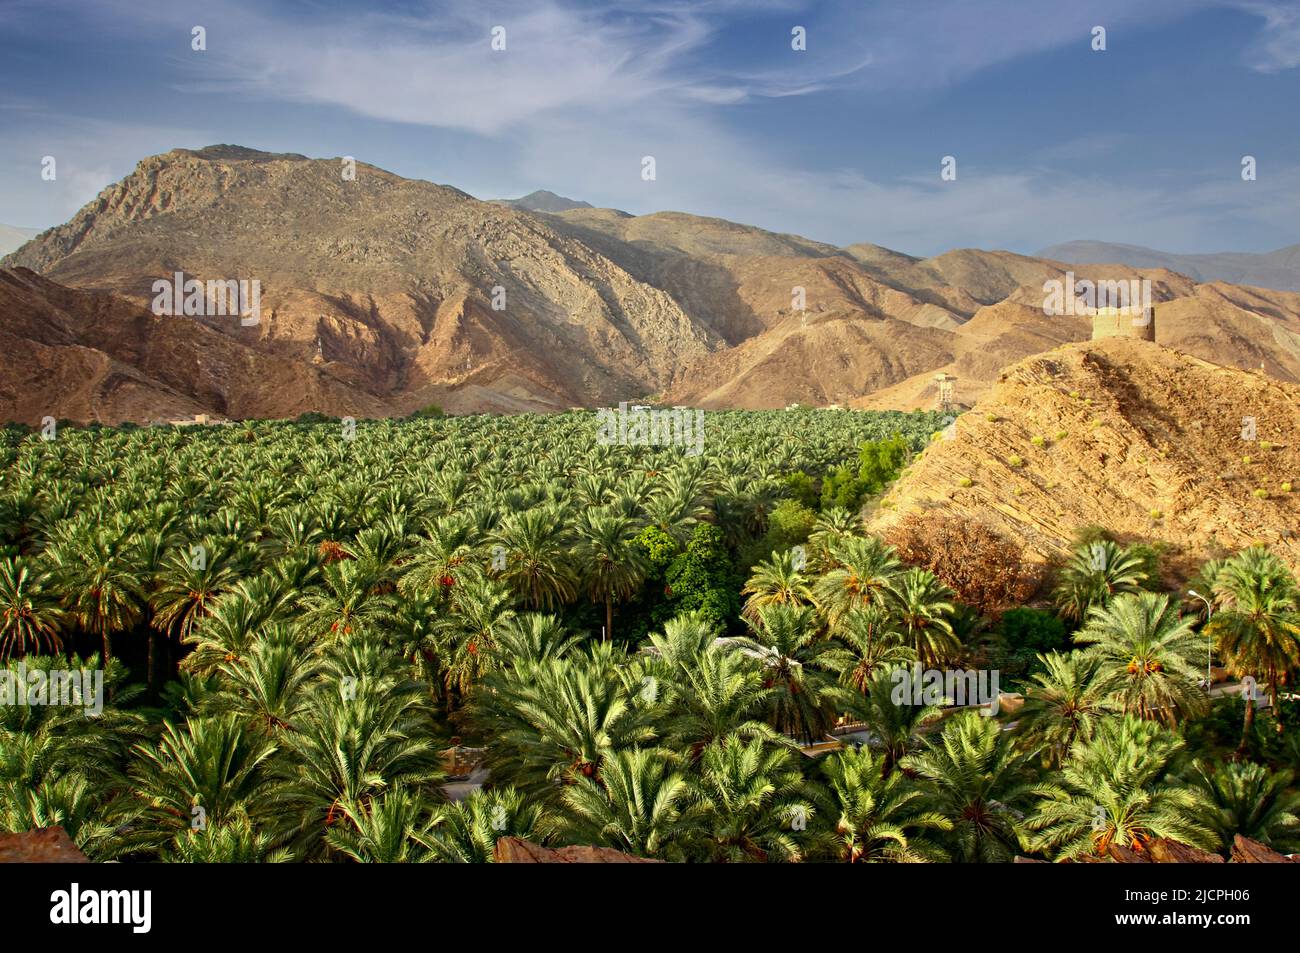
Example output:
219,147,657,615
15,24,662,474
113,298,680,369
1,0,1298,256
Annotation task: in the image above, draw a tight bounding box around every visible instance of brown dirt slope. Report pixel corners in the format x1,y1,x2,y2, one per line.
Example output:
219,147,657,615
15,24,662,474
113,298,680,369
0,267,388,424
868,337,1300,574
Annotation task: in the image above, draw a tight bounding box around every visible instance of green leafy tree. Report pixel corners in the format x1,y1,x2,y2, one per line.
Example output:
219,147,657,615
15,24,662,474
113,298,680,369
661,523,740,632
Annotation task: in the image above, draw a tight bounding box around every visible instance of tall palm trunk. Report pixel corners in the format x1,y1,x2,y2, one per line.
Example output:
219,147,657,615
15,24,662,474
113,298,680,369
147,630,156,695
1237,694,1255,758
604,598,613,643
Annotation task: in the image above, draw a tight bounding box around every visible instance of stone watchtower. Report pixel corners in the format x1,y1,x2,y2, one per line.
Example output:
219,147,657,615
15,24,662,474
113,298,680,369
934,373,955,412
1090,304,1155,342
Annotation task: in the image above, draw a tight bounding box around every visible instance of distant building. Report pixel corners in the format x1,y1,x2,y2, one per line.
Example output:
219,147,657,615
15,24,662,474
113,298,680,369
1090,304,1155,342
164,413,228,427
934,373,955,412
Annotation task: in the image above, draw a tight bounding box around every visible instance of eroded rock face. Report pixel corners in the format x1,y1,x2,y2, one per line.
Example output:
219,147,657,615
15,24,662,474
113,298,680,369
1231,834,1298,863
0,827,90,863
493,837,660,864
870,338,1300,576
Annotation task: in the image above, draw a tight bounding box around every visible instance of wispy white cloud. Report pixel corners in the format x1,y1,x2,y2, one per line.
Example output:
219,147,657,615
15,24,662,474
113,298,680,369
1236,1,1300,71
2,0,1297,251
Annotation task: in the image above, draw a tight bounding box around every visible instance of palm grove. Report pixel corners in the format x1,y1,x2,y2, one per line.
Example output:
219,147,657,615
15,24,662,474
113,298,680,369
1,409,1298,862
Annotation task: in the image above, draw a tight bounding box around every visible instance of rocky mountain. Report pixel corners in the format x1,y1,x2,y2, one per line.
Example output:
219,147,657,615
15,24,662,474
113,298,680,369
2,145,717,422
0,224,40,257
2,144,1300,425
868,337,1300,575
1038,240,1300,293
495,190,594,213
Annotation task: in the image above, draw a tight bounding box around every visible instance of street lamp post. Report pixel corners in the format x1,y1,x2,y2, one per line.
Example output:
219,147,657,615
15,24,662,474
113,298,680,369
1188,589,1213,688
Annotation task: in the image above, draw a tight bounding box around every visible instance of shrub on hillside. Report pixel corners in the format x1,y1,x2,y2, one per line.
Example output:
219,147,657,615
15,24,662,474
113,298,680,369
885,513,1040,615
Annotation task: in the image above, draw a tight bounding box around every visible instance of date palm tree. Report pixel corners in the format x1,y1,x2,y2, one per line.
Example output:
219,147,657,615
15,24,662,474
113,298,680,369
127,714,279,855
558,746,692,860
1018,651,1116,766
490,505,577,610
811,745,950,862
149,540,243,689
825,604,914,695
487,612,580,665
324,787,439,863
887,567,958,668
471,656,654,793
662,648,782,757
298,560,398,641
644,611,719,672
903,712,1041,862
1029,715,1215,860
423,787,546,862
436,576,517,699
805,506,859,570
1052,539,1148,624
574,508,648,642
734,604,852,743
182,576,293,674
271,672,443,860
0,556,64,659
1208,547,1300,743
1074,592,1206,724
163,808,292,863
207,624,320,733
46,526,142,663
742,549,814,620
1184,760,1300,855
811,535,901,627
855,665,944,775
2,772,133,861
686,734,812,862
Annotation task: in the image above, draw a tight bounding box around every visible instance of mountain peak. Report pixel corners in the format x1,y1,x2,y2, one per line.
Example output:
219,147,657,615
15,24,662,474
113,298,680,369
175,144,310,163
497,190,594,213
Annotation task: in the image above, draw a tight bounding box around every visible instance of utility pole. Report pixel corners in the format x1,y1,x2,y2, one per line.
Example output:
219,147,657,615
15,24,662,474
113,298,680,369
1188,590,1213,688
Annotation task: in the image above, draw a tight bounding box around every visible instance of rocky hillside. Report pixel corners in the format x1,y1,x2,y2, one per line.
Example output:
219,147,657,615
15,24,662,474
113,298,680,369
868,337,1300,575
4,144,1300,423
0,268,385,423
